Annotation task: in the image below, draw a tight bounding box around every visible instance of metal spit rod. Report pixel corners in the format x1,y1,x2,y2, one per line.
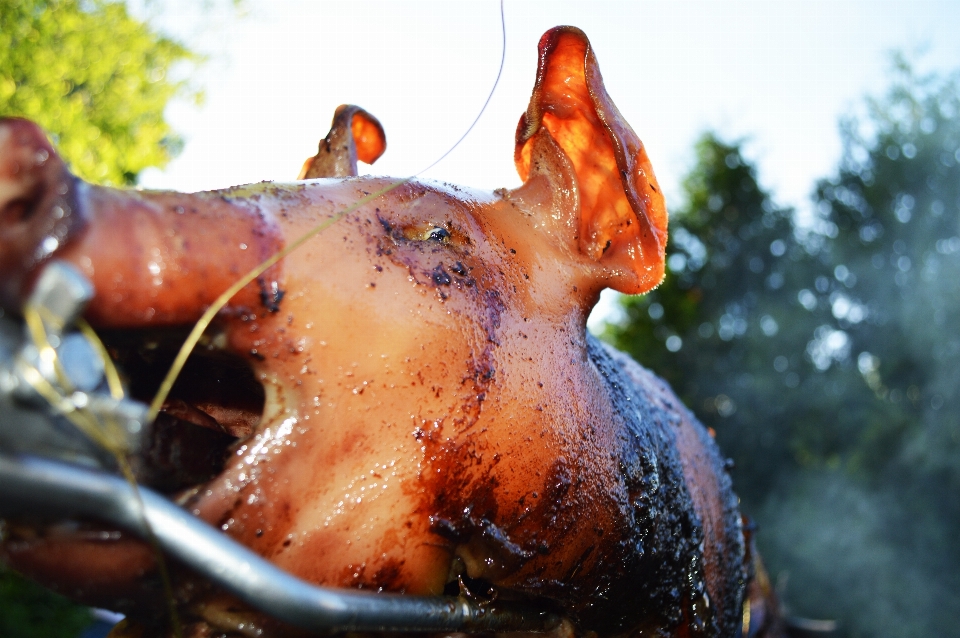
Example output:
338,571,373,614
0,454,559,633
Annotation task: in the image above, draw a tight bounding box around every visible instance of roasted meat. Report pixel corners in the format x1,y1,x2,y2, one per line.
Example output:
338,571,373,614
0,27,779,638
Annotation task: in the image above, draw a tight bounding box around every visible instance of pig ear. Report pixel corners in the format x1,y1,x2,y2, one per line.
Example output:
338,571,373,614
298,105,386,179
515,27,667,294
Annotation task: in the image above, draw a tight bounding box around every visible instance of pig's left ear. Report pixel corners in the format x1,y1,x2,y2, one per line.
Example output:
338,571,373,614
299,105,386,179
515,27,667,294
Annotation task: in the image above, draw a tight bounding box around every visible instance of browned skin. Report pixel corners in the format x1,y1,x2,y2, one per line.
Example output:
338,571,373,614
0,27,777,638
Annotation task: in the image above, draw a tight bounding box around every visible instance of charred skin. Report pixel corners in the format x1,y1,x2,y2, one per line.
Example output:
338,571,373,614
0,27,768,637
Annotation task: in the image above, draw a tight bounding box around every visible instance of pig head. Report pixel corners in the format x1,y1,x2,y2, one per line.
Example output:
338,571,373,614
0,27,752,637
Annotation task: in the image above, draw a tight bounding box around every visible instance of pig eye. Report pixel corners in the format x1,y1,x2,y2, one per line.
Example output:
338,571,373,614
403,224,452,244
399,222,469,249
427,227,451,243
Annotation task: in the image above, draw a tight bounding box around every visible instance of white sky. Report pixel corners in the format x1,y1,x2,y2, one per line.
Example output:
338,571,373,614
132,0,960,326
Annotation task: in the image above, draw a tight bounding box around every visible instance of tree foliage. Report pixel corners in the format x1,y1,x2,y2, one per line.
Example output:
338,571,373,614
817,57,960,489
0,0,197,185
0,567,93,638
604,61,960,637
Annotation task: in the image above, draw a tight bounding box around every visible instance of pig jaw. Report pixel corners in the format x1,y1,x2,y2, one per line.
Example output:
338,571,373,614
53,182,286,328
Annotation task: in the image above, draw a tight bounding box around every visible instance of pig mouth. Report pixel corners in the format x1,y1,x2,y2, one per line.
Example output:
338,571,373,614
99,326,265,495
5,318,525,618
0,319,274,614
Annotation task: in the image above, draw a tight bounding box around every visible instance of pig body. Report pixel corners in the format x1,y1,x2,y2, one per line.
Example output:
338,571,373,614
0,27,780,638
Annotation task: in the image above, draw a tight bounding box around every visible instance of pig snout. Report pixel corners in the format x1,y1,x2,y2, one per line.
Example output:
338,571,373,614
0,117,83,307
49,185,286,328
0,116,285,327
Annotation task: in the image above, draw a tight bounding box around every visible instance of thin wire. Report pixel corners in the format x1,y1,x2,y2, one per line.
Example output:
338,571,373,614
413,0,506,177
147,0,507,424
22,306,117,451
116,455,184,638
19,302,184,638
146,184,408,422
76,317,124,400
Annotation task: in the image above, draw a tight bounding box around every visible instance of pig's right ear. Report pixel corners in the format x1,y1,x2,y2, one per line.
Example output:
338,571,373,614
298,105,386,179
515,27,667,295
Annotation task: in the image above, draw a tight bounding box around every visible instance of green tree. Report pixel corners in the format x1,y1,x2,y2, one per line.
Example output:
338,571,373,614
816,57,960,485
0,0,198,185
795,59,960,636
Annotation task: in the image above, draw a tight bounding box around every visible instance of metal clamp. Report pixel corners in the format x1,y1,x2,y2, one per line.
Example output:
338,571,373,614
0,261,148,467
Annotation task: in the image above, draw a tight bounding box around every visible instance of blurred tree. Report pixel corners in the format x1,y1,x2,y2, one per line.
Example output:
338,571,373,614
0,0,198,185
816,56,960,485
604,61,960,637
797,58,960,636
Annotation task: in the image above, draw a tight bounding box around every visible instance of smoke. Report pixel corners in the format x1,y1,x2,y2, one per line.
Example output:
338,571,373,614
756,470,960,637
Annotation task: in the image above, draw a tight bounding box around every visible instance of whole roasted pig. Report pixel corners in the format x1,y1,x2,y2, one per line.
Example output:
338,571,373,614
0,27,779,637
